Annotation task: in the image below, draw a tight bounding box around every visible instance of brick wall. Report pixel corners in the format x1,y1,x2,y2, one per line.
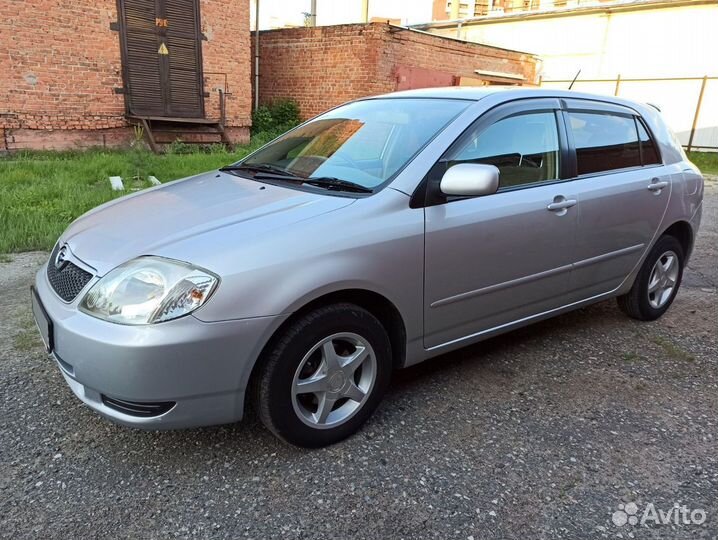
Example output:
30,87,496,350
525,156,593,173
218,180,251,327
199,0,252,138
382,26,537,87
0,0,251,151
252,25,388,120
253,23,538,120
0,0,126,150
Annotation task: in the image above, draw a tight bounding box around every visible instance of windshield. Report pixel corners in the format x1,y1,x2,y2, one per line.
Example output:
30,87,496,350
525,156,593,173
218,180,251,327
239,98,470,190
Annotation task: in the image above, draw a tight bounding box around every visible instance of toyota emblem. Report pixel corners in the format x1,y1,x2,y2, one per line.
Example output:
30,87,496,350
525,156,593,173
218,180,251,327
55,244,69,270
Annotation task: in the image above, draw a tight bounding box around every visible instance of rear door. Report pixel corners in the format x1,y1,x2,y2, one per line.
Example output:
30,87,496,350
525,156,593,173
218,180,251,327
562,100,671,300
423,99,578,349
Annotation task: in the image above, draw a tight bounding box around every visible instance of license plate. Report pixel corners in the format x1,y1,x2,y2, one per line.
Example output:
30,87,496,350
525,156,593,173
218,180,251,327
31,287,53,353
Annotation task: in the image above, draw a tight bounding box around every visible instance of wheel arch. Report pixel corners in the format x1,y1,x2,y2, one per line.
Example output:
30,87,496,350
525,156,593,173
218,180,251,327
243,288,408,413
660,220,694,260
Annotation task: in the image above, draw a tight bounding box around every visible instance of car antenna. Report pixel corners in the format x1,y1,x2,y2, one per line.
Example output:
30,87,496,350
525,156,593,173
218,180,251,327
568,69,581,90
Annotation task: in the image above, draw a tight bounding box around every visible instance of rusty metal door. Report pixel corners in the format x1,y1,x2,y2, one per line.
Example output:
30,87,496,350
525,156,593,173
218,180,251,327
394,65,458,91
118,0,204,118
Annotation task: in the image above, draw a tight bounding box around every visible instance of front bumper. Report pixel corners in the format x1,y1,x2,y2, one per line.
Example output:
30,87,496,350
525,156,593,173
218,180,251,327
34,264,287,429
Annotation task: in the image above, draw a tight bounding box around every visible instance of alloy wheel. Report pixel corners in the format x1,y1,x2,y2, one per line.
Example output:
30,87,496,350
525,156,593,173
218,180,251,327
647,250,680,309
291,332,377,429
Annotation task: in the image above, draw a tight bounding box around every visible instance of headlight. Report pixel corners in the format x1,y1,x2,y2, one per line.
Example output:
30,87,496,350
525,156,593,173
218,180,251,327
79,257,219,325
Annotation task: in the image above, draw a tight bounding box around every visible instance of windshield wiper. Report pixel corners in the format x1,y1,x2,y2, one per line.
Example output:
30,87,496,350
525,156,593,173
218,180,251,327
219,163,300,177
223,165,373,194
304,177,373,193
252,173,372,194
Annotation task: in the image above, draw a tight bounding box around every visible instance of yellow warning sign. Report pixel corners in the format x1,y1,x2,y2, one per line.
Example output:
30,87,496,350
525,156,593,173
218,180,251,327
158,43,169,55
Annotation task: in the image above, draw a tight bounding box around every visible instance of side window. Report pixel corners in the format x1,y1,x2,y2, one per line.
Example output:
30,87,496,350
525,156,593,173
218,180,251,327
568,112,640,175
446,112,560,189
637,120,661,165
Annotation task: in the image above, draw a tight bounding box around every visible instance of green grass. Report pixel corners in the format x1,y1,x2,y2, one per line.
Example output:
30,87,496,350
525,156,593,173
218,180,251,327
621,352,643,363
13,327,41,352
2,146,714,255
0,135,277,254
649,335,695,362
13,315,41,352
688,151,718,176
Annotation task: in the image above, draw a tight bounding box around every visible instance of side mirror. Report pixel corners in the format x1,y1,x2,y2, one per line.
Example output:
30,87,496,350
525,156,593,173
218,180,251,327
440,163,499,197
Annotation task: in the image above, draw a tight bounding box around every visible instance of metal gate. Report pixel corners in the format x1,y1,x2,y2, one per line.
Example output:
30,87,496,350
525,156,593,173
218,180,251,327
118,0,205,118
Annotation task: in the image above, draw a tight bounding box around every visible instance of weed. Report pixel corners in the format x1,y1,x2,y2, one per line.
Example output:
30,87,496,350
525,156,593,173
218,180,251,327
649,335,695,362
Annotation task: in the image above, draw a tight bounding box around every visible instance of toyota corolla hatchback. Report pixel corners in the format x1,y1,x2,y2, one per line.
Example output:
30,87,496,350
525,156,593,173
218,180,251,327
32,87,704,447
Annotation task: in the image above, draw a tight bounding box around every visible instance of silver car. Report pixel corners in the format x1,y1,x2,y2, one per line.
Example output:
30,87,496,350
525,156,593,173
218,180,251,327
32,88,704,447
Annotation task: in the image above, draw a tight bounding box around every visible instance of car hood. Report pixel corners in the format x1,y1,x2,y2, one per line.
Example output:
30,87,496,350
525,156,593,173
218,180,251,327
61,170,356,275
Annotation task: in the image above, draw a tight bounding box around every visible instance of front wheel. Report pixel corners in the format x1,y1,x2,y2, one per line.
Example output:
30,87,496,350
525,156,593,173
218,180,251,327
254,303,392,447
617,235,684,321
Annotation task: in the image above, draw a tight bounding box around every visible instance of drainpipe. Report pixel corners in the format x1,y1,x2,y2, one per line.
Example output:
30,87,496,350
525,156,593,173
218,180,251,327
254,0,260,111
361,0,369,22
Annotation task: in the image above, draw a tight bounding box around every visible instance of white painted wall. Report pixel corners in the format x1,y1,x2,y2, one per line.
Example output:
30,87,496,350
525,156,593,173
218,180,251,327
426,3,718,148
315,0,434,26
432,3,718,79
250,0,435,30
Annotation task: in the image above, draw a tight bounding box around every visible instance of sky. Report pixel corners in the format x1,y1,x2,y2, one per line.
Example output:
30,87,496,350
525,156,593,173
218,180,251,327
250,0,435,29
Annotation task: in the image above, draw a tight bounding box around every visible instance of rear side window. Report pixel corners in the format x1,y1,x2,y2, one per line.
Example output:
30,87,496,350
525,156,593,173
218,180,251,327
637,120,661,165
568,112,640,175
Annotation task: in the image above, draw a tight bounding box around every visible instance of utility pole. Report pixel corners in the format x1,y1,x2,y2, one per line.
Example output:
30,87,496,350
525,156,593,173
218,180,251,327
310,0,317,26
361,0,369,22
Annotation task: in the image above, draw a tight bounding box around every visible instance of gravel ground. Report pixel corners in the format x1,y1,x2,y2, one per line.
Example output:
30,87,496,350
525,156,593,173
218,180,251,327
1,183,716,540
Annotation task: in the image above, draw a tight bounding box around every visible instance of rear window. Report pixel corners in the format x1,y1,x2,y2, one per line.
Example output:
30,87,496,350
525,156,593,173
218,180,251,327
568,112,641,175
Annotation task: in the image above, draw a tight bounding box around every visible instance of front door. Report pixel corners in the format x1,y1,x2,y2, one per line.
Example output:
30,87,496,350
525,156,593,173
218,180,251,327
118,0,205,118
423,100,578,349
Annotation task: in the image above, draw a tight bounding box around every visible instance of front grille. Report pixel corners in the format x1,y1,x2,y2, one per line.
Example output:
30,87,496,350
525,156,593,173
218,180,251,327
46,244,93,302
101,395,176,418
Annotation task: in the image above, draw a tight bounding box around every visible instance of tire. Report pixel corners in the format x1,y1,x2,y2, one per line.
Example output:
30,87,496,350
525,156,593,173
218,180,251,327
254,303,392,448
617,235,684,321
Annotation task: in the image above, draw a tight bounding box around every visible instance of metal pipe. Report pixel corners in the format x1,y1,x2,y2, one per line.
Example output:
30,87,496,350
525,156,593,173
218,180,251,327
254,0,260,111
687,75,708,153
540,75,718,83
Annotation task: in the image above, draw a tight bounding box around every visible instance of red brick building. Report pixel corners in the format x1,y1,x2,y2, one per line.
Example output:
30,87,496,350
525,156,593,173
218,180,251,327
0,0,252,151
253,23,538,120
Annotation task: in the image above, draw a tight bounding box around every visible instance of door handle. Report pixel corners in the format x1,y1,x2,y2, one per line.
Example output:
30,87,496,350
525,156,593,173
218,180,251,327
547,197,577,213
647,178,669,193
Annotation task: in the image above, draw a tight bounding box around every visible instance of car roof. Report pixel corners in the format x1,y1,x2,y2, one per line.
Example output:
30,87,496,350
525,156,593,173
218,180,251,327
372,86,512,101
370,86,651,114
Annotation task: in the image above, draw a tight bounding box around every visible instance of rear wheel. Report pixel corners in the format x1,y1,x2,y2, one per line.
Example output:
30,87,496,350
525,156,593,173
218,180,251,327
617,235,684,321
255,303,392,447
